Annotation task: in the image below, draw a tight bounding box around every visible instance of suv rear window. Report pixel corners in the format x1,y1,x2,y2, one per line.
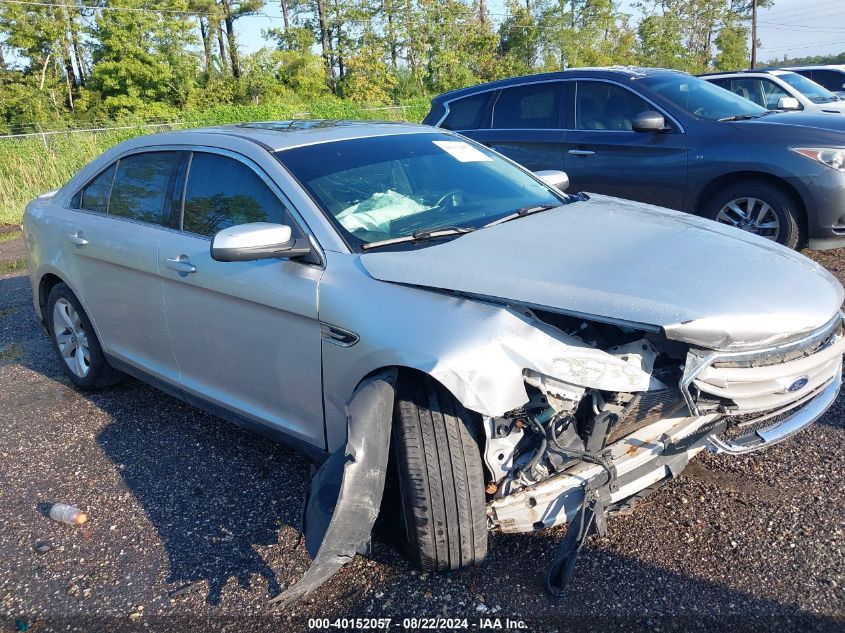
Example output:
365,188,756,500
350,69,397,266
492,83,562,129
441,93,492,130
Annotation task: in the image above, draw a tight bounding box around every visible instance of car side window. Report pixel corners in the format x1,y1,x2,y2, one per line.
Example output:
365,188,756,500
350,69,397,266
75,163,116,213
108,152,182,225
575,81,652,131
181,152,300,238
759,79,793,109
441,93,492,130
492,83,562,129
812,70,845,92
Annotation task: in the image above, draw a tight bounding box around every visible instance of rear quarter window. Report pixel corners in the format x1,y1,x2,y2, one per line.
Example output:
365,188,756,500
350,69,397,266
441,93,492,130
75,163,116,213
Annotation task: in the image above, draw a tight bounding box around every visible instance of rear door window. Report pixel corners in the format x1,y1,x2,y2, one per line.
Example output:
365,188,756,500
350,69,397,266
77,163,116,213
181,152,299,237
575,81,652,131
492,83,563,129
108,152,183,225
441,93,492,130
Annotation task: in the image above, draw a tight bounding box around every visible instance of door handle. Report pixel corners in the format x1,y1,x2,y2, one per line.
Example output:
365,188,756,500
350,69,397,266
165,255,197,275
66,231,88,246
568,149,596,156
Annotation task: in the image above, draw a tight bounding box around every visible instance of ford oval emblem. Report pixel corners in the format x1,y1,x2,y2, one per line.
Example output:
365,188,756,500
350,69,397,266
787,376,809,392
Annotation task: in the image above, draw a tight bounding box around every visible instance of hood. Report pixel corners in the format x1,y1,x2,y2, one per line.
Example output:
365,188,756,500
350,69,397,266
817,100,845,114
361,195,844,351
739,111,845,133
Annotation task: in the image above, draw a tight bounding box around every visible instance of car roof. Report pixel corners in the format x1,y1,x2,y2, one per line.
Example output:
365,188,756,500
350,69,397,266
130,120,436,152
699,69,789,77
431,67,689,103
782,64,845,71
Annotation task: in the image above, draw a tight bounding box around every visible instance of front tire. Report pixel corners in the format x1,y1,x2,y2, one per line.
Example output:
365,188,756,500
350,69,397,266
702,180,802,249
46,283,122,390
390,374,488,572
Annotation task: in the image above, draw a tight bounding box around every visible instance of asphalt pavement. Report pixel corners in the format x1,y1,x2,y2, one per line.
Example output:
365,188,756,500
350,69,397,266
0,238,843,632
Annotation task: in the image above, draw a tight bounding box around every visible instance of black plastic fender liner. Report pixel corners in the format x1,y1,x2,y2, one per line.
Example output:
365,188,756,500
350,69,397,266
270,368,398,606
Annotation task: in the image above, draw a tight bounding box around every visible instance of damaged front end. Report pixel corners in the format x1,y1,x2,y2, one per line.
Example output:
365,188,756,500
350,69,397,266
481,308,843,595
276,303,844,604
486,309,844,533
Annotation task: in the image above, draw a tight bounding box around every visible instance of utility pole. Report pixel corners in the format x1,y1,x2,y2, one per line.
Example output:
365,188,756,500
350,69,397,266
750,0,757,69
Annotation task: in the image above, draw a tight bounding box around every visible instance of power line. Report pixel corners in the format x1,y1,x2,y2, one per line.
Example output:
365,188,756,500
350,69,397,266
757,0,842,19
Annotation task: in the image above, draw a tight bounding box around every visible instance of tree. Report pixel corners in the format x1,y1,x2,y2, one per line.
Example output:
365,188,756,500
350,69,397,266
714,11,749,71
0,0,86,112
87,0,199,117
498,0,540,73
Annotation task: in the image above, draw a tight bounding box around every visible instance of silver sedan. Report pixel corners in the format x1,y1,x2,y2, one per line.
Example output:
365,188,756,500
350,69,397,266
22,121,845,599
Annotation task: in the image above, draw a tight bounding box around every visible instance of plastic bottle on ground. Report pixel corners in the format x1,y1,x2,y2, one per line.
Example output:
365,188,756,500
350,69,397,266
48,503,87,525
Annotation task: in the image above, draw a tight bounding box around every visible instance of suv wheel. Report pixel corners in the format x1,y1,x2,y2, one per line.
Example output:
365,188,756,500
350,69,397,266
389,374,487,572
703,180,801,249
46,283,122,389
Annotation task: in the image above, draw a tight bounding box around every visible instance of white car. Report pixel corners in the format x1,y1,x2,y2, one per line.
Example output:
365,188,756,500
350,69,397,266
702,69,845,114
783,65,845,98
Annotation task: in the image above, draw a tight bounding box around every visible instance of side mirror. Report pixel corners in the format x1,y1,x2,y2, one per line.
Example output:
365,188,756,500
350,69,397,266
777,96,801,110
632,110,666,133
535,170,569,192
211,222,311,262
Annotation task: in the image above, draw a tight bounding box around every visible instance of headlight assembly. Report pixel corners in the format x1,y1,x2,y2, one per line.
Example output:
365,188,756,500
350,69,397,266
793,147,845,172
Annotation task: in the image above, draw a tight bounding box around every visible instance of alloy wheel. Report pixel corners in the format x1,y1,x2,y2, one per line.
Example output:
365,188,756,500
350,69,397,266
52,298,91,378
715,197,780,241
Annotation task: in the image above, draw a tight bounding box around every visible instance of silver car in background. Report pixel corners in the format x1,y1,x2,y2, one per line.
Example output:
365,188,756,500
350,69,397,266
22,121,845,599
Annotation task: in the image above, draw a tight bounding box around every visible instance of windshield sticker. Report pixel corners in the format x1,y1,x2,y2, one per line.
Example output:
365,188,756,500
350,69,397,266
433,140,493,163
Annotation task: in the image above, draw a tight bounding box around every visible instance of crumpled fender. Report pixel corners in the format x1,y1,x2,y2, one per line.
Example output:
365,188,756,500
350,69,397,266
270,368,398,606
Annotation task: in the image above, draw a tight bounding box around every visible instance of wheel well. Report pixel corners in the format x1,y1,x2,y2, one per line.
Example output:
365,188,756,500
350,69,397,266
696,171,807,234
38,273,64,319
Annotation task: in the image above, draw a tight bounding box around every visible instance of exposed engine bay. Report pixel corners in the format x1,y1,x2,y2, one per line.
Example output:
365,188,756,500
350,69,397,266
483,309,689,500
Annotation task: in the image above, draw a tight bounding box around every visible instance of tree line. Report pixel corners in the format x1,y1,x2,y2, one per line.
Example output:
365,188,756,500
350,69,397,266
0,0,775,132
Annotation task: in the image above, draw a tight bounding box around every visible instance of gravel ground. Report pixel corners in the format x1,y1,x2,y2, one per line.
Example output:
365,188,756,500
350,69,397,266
0,240,844,632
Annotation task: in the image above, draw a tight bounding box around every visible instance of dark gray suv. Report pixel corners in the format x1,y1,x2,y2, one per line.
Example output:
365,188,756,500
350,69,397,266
423,67,845,250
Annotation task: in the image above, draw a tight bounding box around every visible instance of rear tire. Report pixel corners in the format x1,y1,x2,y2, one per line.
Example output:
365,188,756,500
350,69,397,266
46,283,122,390
702,180,802,249
390,374,488,572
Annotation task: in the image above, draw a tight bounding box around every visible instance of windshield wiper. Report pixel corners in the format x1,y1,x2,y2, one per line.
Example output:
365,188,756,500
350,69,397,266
483,203,560,228
362,226,475,251
717,113,763,122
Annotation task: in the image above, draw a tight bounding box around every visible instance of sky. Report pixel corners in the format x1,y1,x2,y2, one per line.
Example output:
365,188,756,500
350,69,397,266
236,0,845,62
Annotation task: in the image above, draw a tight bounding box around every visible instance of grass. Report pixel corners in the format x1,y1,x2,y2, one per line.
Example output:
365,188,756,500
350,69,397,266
0,97,430,227
0,258,27,275
0,230,23,243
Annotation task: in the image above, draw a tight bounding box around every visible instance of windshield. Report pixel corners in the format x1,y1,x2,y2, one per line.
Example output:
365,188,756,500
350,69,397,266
640,73,769,121
777,72,838,103
276,133,567,249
